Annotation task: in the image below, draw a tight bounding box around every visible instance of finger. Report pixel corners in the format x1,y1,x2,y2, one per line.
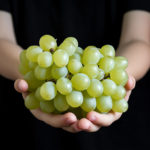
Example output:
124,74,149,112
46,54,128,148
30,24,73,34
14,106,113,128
77,118,100,132
62,121,82,133
14,79,28,93
125,75,136,91
125,90,131,101
87,111,122,127
30,109,77,128
22,92,29,99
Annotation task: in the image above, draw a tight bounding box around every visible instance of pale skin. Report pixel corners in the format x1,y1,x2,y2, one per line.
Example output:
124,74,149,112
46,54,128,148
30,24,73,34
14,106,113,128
0,10,150,133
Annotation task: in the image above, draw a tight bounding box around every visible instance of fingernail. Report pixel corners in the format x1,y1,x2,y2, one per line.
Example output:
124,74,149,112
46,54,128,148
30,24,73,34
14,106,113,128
90,116,96,121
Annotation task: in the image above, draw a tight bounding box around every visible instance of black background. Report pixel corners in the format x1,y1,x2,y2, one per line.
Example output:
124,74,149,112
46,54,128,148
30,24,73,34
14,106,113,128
0,0,150,150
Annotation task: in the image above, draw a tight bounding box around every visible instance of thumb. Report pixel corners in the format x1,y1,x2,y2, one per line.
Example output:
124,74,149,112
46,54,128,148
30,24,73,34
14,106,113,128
14,79,28,93
125,75,136,91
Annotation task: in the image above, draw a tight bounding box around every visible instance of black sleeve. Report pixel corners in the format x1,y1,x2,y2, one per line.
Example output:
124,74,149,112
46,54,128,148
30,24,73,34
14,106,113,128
123,0,150,13
0,0,11,13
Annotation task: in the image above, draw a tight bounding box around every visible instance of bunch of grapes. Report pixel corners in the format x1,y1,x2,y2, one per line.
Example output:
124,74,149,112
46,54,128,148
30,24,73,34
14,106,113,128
19,34,128,118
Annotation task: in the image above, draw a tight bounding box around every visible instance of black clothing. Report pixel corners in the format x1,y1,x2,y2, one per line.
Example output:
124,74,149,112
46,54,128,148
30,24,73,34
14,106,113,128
0,0,150,150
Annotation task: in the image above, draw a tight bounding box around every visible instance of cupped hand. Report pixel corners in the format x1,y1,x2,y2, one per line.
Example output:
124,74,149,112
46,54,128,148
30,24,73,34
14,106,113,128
75,74,136,132
14,79,82,133
14,74,135,133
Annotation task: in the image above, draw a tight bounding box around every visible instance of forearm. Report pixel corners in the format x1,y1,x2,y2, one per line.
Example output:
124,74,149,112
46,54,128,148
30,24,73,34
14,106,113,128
117,40,150,81
0,39,23,80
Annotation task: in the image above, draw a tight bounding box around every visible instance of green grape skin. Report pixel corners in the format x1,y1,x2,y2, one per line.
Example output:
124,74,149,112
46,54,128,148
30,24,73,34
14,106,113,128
102,79,117,96
96,96,112,113
51,64,68,80
19,63,30,75
26,46,43,62
39,35,57,51
64,37,78,47
81,94,96,112
66,91,83,107
100,45,115,57
114,56,128,69
40,81,57,100
38,51,53,68
112,85,126,100
53,49,69,67
67,59,82,74
81,64,99,79
112,99,128,113
28,61,37,69
58,41,76,56
98,56,115,73
20,50,29,68
96,69,105,80
45,67,53,80
87,79,103,97
71,73,90,91
110,69,128,86
34,66,47,80
40,101,55,113
75,47,83,55
54,93,69,112
25,93,40,109
35,87,45,101
24,71,43,91
56,77,72,95
82,46,103,65
70,53,81,61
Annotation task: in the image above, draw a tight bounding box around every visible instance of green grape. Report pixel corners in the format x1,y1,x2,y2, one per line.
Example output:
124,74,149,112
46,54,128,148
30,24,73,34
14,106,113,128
70,53,81,61
96,96,112,113
67,59,82,74
102,79,117,96
71,73,90,91
20,50,29,68
53,49,69,67
28,61,37,69
100,45,115,57
81,93,96,112
45,67,53,80
26,46,43,62
40,101,55,113
39,35,57,51
112,85,126,100
58,41,76,56
24,71,43,91
34,66,47,80
66,91,83,107
96,69,105,80
114,56,128,69
87,79,103,97
51,64,68,80
40,81,57,100
19,63,30,75
35,87,45,101
38,51,53,68
110,69,128,86
25,93,40,109
98,56,115,73
54,93,69,112
64,37,78,47
82,46,103,65
112,99,128,113
81,64,99,79
56,77,72,95
75,47,83,55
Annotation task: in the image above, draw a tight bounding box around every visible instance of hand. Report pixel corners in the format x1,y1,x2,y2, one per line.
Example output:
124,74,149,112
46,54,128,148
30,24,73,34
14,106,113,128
14,79,82,133
75,74,136,132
